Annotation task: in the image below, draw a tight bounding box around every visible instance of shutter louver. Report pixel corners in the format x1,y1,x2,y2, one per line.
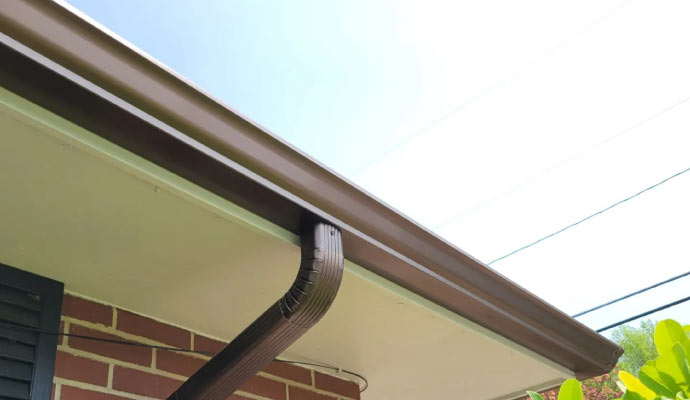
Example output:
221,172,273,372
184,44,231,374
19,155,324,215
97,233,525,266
0,284,40,400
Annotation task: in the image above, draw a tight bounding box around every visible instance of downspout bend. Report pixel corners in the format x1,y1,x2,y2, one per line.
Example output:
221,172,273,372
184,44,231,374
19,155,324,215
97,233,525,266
169,223,344,400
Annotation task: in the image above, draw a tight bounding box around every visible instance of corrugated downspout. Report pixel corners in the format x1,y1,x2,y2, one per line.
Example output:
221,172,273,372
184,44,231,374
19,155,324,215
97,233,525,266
167,223,344,400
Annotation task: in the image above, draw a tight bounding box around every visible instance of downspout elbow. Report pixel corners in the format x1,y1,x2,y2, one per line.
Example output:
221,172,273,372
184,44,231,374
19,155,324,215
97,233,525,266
169,223,344,400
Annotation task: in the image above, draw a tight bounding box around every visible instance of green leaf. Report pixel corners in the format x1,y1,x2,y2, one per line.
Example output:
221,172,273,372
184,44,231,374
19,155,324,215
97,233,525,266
557,379,583,400
619,371,657,399
655,320,690,355
656,345,688,387
678,391,689,400
527,391,544,400
639,366,677,399
622,390,645,400
670,343,690,385
619,371,657,400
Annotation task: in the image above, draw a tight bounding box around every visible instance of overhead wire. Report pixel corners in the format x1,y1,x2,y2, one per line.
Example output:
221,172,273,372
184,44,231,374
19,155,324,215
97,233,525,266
487,165,690,265
596,295,690,333
433,96,690,231
349,0,635,177
0,321,368,392
569,269,690,333
572,269,690,318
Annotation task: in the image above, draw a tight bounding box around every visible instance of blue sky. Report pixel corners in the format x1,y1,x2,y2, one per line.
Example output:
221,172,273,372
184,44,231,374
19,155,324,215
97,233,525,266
65,0,690,334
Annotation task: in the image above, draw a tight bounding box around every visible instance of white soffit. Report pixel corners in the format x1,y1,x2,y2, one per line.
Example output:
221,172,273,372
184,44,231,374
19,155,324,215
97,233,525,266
0,88,570,399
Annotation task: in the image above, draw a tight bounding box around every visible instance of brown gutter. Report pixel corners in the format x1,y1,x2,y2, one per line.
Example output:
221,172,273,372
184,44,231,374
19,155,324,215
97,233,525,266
0,1,621,379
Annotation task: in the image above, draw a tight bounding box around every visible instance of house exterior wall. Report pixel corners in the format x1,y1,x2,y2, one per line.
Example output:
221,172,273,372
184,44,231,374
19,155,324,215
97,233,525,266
52,293,361,400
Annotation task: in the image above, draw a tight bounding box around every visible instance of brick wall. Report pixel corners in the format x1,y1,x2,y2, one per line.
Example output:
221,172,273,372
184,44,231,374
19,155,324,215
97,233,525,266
53,293,361,400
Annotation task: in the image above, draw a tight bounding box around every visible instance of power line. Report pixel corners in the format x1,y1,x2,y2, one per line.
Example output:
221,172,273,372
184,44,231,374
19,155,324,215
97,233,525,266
433,96,690,231
487,165,690,265
572,269,690,318
0,321,368,392
596,294,690,333
350,0,634,177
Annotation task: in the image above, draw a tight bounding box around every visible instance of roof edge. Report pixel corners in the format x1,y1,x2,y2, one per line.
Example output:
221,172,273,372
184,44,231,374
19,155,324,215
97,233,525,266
0,1,621,378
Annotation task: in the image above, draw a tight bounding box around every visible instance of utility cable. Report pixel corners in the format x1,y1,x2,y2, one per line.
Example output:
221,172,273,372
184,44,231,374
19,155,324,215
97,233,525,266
273,360,368,392
0,320,214,355
596,294,690,333
433,96,690,231
572,269,690,318
0,321,368,392
487,165,690,265
350,0,634,177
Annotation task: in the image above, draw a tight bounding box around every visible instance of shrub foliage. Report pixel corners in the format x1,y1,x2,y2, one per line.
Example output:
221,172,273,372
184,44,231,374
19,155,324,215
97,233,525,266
525,319,690,400
612,320,658,376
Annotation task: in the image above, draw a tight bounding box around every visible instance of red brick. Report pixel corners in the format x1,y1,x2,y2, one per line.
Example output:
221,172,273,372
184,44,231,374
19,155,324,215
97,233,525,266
239,374,287,400
68,324,152,366
62,295,113,326
157,350,207,376
112,365,182,398
314,372,360,399
194,334,226,354
225,396,253,400
117,310,190,348
54,351,109,386
262,361,312,385
60,385,130,400
288,386,336,400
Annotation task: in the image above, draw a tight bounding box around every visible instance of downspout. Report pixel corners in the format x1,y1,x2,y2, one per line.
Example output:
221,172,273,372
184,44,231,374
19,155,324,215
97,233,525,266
168,222,344,400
